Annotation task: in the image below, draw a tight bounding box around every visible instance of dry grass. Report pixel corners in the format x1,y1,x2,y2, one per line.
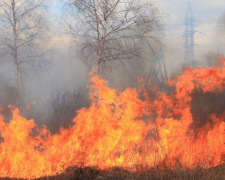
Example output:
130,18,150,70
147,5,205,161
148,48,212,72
1,164,225,180
35,164,225,180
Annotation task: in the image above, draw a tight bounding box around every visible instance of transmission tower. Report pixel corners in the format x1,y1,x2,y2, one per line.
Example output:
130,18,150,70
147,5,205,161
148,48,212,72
184,2,196,67
146,48,168,90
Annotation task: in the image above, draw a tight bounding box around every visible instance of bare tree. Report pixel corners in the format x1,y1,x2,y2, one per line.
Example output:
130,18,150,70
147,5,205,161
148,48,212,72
63,0,163,74
48,86,90,133
0,0,49,108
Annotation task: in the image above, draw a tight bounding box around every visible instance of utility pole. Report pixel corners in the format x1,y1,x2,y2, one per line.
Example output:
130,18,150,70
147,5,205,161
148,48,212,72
184,2,196,67
146,48,168,90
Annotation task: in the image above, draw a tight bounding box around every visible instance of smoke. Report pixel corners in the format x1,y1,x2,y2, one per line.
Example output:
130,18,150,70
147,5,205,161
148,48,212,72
0,1,224,133
19,35,88,127
218,12,225,31
0,24,88,129
197,11,225,67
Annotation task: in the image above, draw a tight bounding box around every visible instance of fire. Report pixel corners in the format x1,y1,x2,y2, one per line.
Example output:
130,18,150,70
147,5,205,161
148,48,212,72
1,59,225,179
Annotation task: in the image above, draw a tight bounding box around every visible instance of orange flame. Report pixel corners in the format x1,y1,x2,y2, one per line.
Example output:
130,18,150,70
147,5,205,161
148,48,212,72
1,59,225,179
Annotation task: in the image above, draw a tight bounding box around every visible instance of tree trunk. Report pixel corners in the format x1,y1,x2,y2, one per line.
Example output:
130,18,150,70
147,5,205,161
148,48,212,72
12,0,19,109
15,63,19,108
96,59,101,75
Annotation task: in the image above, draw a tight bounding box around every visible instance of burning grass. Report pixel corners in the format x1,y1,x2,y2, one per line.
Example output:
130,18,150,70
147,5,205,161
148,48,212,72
1,59,225,179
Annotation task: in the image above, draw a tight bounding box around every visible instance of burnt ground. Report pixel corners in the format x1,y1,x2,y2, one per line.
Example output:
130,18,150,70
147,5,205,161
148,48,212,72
1,164,225,180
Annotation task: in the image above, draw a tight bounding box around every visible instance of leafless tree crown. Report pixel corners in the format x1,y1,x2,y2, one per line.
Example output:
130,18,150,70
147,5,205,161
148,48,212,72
63,0,164,74
0,0,49,108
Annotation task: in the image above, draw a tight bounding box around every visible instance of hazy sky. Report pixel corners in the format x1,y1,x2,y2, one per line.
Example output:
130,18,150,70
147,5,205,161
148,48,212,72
0,0,224,120
48,0,225,73
21,0,225,105
158,0,225,73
